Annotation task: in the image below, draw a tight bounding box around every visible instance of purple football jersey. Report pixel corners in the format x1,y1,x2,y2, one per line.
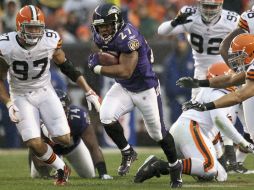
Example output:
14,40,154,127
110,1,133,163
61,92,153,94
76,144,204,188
93,23,158,92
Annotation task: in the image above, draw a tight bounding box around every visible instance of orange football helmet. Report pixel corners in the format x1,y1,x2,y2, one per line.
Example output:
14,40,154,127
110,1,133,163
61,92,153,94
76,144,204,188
198,0,224,23
206,62,231,79
207,62,236,91
228,33,254,72
16,5,45,45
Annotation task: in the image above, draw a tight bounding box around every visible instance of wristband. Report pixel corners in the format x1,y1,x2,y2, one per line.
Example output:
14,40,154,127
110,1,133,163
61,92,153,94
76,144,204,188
204,102,216,110
198,79,210,87
94,65,102,75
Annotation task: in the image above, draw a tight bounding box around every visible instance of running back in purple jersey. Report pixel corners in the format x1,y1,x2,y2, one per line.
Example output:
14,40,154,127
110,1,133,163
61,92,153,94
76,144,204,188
93,23,159,92
50,105,90,155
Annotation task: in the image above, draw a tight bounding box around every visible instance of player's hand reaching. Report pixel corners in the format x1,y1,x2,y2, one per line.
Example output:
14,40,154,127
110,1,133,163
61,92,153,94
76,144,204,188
6,101,20,123
88,53,99,72
176,77,200,88
182,100,207,111
85,89,101,112
171,12,192,27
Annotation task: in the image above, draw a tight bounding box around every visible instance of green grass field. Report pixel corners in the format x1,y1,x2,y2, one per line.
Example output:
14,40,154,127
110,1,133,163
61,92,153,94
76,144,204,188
0,148,254,190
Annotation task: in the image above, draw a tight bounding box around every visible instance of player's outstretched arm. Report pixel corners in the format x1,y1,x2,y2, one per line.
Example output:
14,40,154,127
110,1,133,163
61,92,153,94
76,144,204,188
219,28,245,65
53,49,101,112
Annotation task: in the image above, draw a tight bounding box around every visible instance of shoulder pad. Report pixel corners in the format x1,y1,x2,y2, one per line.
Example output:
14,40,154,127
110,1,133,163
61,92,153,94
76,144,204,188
43,29,62,49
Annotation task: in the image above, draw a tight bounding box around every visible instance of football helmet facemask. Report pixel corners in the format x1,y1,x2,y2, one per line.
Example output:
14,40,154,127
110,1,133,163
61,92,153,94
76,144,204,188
198,0,223,23
16,5,45,45
92,3,123,43
228,34,254,72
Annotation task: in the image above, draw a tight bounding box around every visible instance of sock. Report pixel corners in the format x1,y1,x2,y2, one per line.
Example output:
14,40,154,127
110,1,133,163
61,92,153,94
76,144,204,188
236,149,248,163
103,121,128,150
37,144,65,170
182,158,192,175
224,145,237,165
95,162,107,177
157,133,177,164
121,144,131,151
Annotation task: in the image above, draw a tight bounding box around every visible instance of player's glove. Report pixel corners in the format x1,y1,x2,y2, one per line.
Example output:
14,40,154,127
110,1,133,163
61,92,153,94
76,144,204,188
176,77,210,88
100,174,113,180
171,12,192,27
88,53,99,72
176,77,200,88
6,101,20,123
85,89,101,112
182,100,207,111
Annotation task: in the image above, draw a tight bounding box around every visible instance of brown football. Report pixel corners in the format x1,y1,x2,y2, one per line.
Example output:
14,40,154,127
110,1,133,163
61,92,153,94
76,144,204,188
98,52,119,66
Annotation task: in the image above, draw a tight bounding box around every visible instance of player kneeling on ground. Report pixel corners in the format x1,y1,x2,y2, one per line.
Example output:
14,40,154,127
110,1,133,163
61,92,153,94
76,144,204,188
29,89,112,180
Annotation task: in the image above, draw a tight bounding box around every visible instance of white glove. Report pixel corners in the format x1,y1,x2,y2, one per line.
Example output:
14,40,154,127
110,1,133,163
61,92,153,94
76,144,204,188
85,89,101,112
100,174,113,180
6,101,20,123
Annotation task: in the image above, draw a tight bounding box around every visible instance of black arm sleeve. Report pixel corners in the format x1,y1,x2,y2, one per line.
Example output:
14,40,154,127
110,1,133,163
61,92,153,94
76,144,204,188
56,59,82,82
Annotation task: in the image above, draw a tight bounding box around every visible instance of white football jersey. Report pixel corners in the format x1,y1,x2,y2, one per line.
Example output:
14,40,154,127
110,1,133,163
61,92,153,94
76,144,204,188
170,6,239,79
181,88,238,132
238,9,254,33
0,29,62,94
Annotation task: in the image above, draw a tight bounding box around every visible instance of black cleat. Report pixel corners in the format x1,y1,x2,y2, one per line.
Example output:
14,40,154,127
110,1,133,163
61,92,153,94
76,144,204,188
169,160,183,188
134,155,161,183
228,162,254,174
118,148,138,176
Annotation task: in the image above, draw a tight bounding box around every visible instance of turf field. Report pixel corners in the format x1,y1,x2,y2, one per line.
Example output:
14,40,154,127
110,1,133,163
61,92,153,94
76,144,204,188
0,148,254,190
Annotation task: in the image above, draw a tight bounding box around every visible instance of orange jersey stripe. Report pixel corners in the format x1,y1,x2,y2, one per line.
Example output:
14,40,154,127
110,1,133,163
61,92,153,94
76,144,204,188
190,121,214,172
212,132,221,145
238,18,249,32
57,39,63,49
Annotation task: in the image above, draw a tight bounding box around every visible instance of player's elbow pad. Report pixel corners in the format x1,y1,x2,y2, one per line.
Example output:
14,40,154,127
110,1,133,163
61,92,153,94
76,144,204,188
57,59,82,82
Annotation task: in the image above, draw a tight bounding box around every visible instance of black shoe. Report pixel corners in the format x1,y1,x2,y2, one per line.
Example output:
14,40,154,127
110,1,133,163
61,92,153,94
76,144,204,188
134,155,161,183
226,161,238,174
234,162,254,174
169,160,183,188
118,148,138,176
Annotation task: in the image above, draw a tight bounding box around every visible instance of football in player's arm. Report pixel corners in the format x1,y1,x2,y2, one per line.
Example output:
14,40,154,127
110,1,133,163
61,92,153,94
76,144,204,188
88,3,182,188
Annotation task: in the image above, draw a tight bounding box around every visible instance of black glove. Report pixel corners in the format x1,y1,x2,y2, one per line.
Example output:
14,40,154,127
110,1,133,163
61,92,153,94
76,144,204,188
176,77,200,88
171,12,192,27
182,100,207,111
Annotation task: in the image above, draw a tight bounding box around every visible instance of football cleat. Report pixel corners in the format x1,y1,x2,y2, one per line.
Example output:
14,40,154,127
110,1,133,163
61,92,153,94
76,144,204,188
228,162,254,174
134,155,161,183
169,160,183,188
118,148,137,176
54,165,71,186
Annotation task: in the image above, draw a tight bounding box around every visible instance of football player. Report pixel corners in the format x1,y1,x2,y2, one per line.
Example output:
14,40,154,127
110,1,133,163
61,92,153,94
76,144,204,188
0,5,100,185
29,89,113,180
177,33,254,167
87,3,182,188
134,62,254,183
158,0,239,98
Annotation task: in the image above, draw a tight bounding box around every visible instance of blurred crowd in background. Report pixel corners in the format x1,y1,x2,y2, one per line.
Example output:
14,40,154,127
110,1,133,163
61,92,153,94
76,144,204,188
0,0,253,148
0,0,251,42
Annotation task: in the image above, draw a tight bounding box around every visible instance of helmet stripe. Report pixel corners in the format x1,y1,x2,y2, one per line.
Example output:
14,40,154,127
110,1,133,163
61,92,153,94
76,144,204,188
29,5,37,21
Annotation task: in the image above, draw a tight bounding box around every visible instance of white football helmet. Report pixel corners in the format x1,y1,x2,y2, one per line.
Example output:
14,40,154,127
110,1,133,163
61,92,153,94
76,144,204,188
198,0,224,23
